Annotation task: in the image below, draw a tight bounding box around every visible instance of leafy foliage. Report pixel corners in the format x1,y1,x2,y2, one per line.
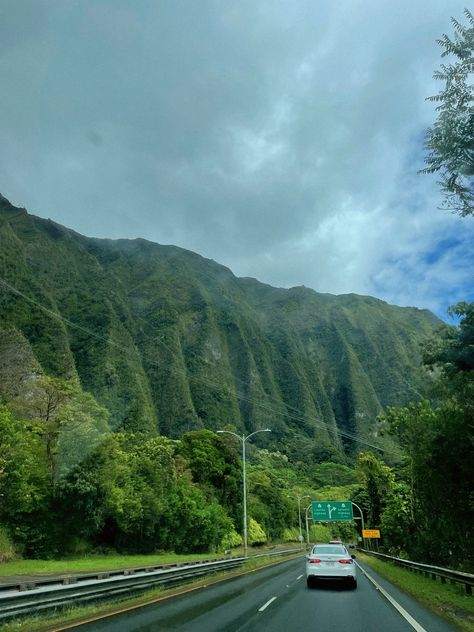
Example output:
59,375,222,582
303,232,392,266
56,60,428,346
248,518,267,545
309,462,358,488
356,452,393,526
372,302,474,568
178,430,243,526
422,9,474,215
0,526,16,563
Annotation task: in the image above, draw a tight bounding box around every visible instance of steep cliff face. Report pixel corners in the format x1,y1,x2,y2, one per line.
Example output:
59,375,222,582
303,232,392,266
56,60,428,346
0,194,441,457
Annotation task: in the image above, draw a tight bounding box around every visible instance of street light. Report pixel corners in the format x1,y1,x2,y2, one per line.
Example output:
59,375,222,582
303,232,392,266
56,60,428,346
216,428,271,557
287,494,310,543
305,502,312,544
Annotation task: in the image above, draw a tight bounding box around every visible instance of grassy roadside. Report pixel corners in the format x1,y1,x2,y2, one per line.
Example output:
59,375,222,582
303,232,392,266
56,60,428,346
0,552,218,577
358,552,474,632
0,544,299,578
0,552,303,632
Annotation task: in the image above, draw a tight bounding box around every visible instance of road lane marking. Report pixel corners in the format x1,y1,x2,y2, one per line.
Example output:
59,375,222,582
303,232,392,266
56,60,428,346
297,574,303,580
356,563,428,632
258,596,277,612
47,555,301,630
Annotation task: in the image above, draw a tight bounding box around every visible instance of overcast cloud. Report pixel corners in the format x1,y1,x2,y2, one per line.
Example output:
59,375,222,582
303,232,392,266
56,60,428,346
0,0,473,318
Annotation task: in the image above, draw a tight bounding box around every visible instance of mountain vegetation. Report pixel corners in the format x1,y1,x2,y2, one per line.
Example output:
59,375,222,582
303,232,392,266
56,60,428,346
0,194,441,461
2,193,471,566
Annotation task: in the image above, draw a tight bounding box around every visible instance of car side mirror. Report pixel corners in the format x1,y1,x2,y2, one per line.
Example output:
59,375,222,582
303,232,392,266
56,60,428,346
351,554,356,559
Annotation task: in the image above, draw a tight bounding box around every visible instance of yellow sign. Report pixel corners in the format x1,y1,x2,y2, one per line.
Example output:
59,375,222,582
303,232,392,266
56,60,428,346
362,529,381,539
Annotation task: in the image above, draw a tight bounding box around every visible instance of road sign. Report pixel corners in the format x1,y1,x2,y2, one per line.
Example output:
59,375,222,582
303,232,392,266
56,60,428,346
311,501,354,521
362,529,381,539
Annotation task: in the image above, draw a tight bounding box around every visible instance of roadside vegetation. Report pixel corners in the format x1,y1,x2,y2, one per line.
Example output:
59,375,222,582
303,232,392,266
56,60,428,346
358,552,474,632
0,390,356,566
355,302,474,570
0,552,222,577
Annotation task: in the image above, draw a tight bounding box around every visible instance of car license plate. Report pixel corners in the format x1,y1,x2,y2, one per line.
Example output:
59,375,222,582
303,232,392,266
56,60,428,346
324,562,335,566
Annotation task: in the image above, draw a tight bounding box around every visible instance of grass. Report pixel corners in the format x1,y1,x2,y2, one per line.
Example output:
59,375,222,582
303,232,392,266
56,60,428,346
358,552,474,632
0,543,301,578
0,553,300,632
0,552,226,577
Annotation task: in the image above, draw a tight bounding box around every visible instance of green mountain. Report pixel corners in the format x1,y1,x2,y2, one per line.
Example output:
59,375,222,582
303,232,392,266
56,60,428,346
0,194,442,458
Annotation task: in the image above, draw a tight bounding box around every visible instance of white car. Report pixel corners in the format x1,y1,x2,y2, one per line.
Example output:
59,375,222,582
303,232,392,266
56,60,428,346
306,544,357,589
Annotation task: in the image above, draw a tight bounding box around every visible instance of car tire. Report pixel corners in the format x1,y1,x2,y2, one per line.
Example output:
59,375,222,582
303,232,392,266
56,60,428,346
306,578,312,588
350,579,357,589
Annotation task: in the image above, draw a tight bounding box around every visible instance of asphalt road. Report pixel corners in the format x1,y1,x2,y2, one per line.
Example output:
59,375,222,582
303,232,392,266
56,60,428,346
76,556,457,632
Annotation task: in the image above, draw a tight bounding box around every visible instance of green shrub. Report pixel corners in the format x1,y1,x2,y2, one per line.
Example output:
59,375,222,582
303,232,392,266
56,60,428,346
248,518,266,544
283,527,300,542
0,526,17,563
221,527,242,550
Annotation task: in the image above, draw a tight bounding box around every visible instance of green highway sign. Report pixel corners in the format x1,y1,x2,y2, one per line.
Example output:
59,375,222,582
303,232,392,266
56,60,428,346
312,501,353,522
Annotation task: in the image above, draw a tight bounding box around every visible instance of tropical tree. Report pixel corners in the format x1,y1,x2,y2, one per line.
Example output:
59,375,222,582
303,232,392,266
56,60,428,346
0,405,51,555
422,9,474,215
356,452,393,527
379,302,474,566
179,430,242,525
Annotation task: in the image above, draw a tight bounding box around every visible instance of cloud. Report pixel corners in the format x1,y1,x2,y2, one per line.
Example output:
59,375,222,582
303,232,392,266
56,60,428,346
0,0,472,319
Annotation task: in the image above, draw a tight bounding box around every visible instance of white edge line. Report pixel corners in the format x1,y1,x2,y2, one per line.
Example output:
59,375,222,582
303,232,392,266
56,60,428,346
356,562,428,632
258,596,277,612
297,574,303,580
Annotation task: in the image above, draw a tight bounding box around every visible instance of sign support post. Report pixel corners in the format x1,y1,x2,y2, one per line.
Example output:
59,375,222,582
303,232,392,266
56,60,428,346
351,501,366,549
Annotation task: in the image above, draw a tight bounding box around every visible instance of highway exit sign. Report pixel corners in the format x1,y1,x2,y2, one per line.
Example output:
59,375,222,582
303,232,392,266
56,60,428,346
312,501,353,521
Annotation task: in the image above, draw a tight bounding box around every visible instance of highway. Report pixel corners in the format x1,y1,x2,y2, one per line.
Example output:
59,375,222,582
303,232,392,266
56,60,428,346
74,556,456,632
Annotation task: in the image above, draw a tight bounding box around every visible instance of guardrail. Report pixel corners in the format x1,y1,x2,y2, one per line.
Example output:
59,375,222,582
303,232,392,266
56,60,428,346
0,556,235,594
361,549,474,595
0,548,304,622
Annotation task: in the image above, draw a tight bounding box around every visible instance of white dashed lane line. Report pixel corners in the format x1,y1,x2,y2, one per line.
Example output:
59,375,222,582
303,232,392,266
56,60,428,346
258,571,305,614
258,596,277,612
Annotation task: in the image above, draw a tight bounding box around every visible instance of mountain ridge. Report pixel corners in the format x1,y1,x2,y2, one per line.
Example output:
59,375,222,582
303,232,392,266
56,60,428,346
0,194,442,459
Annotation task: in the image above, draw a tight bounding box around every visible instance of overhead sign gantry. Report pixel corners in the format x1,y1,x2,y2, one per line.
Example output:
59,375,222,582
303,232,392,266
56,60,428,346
311,500,354,521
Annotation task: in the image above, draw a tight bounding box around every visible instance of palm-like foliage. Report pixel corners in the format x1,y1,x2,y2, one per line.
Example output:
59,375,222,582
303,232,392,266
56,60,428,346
422,9,474,216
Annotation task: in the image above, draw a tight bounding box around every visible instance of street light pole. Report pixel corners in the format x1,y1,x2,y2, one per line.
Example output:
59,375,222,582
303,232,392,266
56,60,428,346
287,494,310,543
216,428,271,558
305,502,312,545
351,501,366,549
242,435,247,556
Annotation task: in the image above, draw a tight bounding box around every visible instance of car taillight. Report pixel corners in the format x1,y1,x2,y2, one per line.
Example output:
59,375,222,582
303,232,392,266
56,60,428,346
308,558,321,564
338,559,353,564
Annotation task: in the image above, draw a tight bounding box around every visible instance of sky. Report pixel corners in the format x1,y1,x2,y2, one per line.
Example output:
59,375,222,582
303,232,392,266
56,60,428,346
0,0,473,320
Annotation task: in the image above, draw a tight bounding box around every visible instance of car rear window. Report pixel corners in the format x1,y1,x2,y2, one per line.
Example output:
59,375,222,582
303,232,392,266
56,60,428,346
311,545,346,555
